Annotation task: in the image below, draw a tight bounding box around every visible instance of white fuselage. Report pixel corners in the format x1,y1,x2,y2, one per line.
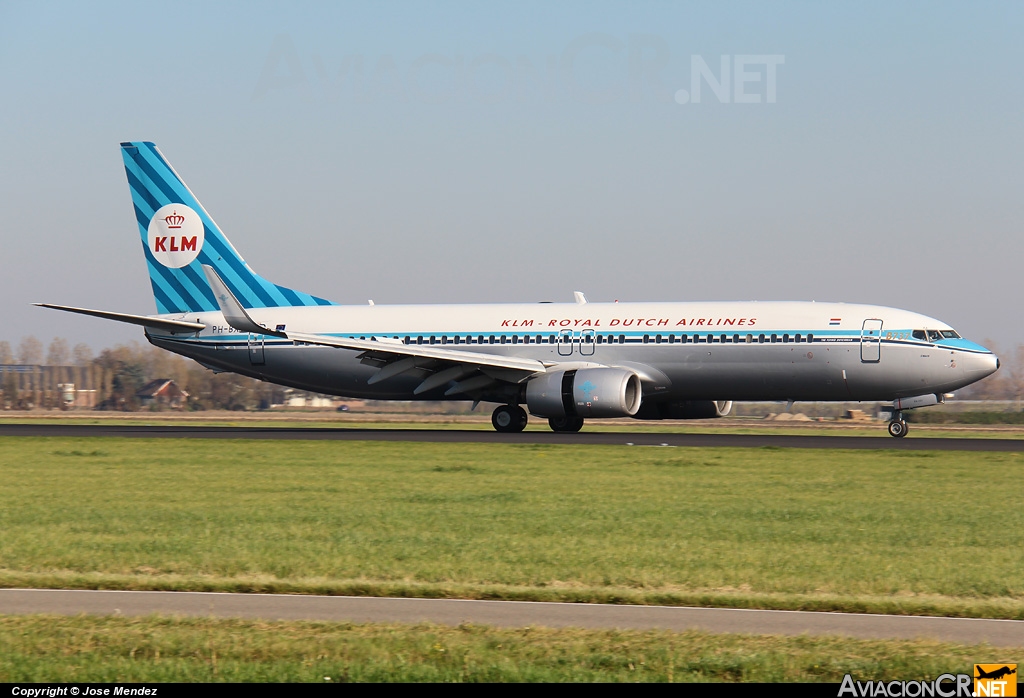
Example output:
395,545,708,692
147,300,998,405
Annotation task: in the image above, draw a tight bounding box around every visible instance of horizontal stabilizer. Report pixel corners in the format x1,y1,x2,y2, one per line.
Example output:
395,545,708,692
33,303,205,334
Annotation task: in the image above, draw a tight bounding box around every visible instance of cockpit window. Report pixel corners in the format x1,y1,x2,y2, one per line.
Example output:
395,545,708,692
927,330,942,342
912,330,926,340
940,330,960,339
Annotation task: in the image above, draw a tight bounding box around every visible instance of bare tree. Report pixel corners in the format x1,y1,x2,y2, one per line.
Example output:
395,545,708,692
0,341,12,365
17,336,42,366
46,337,70,366
72,343,93,366
1,372,17,407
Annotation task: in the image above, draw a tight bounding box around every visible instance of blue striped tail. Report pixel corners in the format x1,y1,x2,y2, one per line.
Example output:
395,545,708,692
120,141,336,314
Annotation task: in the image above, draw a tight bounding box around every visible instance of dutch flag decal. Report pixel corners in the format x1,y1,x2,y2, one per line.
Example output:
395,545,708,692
829,318,841,326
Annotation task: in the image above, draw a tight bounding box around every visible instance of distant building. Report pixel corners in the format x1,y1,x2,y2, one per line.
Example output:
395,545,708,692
136,379,188,409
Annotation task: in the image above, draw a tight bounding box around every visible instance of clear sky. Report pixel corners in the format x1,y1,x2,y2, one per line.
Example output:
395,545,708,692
1,1,1021,353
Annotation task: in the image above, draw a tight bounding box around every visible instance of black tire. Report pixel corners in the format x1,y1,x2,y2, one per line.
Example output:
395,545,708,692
492,405,528,433
548,416,584,433
887,420,908,438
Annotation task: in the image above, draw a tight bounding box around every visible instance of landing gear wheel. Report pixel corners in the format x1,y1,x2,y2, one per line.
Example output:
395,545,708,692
548,416,584,433
492,404,528,433
887,420,908,438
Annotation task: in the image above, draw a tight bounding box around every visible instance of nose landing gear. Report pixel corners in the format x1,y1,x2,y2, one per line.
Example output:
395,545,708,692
492,404,528,433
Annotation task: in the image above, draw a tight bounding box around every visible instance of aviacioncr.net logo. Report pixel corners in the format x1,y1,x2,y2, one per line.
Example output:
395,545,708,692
839,674,975,697
147,203,204,268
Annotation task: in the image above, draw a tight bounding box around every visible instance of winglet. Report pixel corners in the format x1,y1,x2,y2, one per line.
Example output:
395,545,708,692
201,265,286,337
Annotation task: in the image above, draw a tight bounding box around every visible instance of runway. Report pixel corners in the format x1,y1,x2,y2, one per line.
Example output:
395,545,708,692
1,423,1022,450
1,589,1021,646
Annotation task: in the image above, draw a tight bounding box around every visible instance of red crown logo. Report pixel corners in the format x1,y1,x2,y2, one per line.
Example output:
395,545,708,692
164,210,185,229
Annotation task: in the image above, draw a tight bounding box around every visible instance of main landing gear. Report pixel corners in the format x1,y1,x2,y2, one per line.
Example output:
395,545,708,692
548,416,585,433
490,405,587,434
492,404,528,433
887,411,908,438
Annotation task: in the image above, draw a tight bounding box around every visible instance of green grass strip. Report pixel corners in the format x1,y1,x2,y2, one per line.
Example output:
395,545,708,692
2,438,1022,619
2,614,1019,683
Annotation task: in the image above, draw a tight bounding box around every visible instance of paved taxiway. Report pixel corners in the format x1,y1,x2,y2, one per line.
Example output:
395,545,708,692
2,589,1022,646
1,423,1022,450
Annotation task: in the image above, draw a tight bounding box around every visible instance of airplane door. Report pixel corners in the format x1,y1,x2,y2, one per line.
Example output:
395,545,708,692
558,329,574,356
248,334,266,365
580,329,595,356
860,319,882,363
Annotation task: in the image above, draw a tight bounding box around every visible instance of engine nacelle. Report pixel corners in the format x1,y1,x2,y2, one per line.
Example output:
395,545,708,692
526,368,642,419
633,400,734,420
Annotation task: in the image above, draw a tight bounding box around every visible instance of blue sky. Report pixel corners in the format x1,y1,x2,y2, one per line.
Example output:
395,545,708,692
1,1,1022,352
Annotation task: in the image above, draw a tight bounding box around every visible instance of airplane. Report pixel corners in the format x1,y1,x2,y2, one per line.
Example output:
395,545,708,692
37,141,1000,437
975,666,1016,681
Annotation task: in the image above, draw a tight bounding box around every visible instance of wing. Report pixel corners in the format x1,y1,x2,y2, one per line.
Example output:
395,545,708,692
202,265,549,396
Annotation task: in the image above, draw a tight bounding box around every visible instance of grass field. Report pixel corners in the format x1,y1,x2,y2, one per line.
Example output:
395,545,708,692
1,614,1017,682
1,437,1022,618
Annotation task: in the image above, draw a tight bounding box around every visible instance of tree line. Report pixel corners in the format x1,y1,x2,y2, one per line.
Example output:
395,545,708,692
1,336,284,411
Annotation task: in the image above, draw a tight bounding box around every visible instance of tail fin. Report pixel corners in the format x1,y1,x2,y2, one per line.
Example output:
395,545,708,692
120,141,335,314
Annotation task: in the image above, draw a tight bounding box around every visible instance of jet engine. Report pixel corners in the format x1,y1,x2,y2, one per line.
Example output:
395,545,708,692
633,400,734,420
525,368,642,419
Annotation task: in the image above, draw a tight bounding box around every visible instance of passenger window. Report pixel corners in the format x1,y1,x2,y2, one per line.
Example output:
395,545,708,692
807,334,813,343
771,334,778,343
643,334,649,344
655,335,662,344
795,334,801,343
783,334,789,343
758,334,765,343
746,334,753,343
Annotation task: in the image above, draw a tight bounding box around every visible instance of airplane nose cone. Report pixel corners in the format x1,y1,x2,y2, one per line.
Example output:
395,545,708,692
966,353,999,379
